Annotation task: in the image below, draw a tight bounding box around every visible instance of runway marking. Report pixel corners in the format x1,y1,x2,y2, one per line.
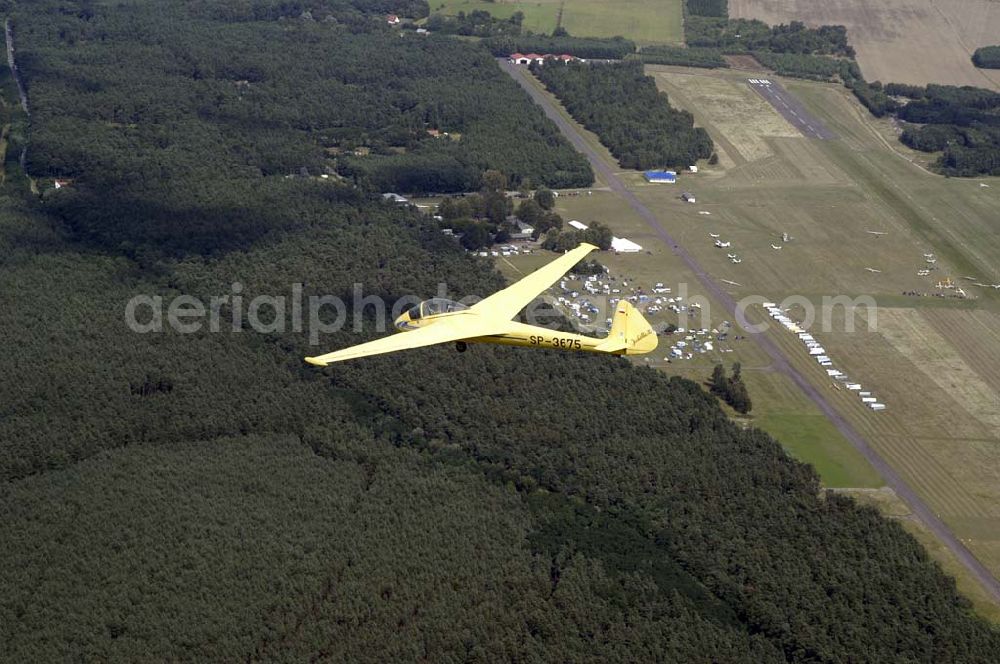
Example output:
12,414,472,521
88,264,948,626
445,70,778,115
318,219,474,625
747,78,835,140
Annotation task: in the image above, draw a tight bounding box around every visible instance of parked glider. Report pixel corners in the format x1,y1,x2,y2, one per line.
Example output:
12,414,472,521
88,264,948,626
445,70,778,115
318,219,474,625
305,243,657,365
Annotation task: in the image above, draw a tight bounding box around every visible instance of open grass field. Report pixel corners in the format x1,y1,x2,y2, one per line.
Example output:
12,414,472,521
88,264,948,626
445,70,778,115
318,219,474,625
645,65,1000,298
729,0,1000,90
641,64,1000,596
432,0,683,44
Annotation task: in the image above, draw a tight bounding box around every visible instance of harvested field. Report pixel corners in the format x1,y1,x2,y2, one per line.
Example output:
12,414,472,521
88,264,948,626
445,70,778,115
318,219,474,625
729,0,1000,90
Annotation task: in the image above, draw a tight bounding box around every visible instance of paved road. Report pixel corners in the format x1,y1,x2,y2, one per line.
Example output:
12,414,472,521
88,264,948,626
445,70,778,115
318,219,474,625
499,59,1000,605
5,17,29,174
4,19,28,114
747,77,835,140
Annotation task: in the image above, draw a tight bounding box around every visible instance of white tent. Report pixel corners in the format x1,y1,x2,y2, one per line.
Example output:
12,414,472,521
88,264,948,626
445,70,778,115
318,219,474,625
611,237,642,253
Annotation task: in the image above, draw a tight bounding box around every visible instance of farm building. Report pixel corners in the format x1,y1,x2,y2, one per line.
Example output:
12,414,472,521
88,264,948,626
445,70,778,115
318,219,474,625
510,52,577,65
644,170,676,183
568,220,589,231
681,192,696,203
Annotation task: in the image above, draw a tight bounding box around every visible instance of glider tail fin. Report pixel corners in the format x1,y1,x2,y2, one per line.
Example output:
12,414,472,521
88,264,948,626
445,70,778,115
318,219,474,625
597,300,658,355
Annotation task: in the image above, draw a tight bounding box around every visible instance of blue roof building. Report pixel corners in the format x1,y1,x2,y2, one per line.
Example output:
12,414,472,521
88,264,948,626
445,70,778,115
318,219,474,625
644,170,676,183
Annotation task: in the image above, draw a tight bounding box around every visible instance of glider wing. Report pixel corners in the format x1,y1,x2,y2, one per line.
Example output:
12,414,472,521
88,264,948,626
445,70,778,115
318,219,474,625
305,316,504,366
471,243,597,320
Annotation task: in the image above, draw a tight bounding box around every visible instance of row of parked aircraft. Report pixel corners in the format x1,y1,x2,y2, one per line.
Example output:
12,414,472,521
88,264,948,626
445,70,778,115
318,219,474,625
710,234,782,252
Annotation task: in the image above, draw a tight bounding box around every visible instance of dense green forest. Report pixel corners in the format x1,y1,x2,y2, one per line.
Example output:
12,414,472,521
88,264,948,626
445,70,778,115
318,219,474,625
972,45,1000,69
535,61,714,169
893,84,1000,176
685,0,728,19
2,0,1000,660
17,0,591,224
685,18,853,57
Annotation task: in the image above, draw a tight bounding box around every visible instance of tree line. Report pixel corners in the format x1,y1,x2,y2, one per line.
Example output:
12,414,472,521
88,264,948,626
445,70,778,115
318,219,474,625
486,34,636,60
893,84,1000,176
535,61,715,169
685,0,728,18
685,17,854,57
636,45,728,69
750,51,842,80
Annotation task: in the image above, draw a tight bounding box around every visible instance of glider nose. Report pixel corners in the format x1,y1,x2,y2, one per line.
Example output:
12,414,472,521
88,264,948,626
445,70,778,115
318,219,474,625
394,310,412,331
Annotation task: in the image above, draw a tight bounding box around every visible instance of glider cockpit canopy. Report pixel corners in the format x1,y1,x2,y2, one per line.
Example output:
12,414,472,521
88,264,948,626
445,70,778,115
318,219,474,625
408,298,469,320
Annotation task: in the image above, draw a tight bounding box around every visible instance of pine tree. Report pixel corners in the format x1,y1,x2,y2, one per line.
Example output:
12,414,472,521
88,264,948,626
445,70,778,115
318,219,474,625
710,364,727,395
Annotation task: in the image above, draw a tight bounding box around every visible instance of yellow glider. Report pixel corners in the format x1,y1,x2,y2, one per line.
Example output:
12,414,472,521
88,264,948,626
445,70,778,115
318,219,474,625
305,243,657,365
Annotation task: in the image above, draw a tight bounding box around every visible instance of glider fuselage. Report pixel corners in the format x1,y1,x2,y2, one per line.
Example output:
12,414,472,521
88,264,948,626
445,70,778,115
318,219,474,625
393,300,654,355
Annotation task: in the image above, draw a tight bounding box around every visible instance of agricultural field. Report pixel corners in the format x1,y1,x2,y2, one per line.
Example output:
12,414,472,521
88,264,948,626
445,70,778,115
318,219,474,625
641,63,1000,588
431,0,683,43
729,0,1000,90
